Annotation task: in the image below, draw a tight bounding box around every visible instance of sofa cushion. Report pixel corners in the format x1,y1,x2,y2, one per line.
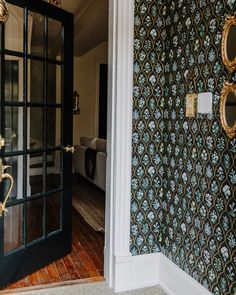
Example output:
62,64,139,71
80,137,97,149
96,139,107,153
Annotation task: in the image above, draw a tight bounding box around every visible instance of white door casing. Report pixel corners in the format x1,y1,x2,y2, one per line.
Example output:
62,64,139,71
104,0,134,291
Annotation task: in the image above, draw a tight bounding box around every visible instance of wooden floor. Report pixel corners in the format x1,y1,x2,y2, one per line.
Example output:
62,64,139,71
3,208,104,291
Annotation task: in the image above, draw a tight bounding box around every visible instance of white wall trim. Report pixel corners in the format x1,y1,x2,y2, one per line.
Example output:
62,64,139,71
158,253,213,295
114,253,159,293
108,252,213,295
104,0,134,290
103,1,214,294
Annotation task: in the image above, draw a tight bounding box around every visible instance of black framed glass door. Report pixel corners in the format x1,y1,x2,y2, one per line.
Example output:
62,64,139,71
0,0,73,287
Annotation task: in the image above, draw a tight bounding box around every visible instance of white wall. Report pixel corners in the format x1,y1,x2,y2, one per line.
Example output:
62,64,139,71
73,41,108,145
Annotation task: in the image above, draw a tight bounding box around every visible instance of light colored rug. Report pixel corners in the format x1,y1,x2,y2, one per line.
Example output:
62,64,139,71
12,282,167,295
72,175,105,232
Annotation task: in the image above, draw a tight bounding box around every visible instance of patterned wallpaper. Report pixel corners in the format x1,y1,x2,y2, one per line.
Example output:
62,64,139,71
130,1,236,295
131,0,167,256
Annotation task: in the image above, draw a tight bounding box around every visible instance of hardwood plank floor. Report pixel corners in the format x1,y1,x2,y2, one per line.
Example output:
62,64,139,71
2,208,104,291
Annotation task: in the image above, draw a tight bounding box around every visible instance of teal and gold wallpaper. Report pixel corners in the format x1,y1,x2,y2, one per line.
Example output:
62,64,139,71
131,0,236,295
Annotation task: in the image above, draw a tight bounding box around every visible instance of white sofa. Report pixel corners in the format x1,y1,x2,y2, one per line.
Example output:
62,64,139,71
73,137,106,191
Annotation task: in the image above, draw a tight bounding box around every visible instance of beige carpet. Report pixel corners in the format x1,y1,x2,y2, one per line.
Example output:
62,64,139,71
72,174,105,232
12,282,167,295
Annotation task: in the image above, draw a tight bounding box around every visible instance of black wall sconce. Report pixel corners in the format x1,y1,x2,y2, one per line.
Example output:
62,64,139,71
73,91,80,115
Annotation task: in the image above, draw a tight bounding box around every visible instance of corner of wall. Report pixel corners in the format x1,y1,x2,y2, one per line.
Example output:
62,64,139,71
111,252,215,295
158,254,213,295
113,253,159,293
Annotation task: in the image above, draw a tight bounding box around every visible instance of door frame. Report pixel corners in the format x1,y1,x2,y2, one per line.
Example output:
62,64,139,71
1,0,134,289
104,0,134,291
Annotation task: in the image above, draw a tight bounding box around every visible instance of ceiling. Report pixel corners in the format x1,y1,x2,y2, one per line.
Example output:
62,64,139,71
61,0,108,57
61,0,85,14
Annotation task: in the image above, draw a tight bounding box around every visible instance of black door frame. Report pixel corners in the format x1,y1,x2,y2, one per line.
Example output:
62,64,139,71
0,0,73,286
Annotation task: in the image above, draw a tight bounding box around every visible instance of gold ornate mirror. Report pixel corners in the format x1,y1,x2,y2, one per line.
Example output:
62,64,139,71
220,82,236,139
0,0,8,24
221,16,236,72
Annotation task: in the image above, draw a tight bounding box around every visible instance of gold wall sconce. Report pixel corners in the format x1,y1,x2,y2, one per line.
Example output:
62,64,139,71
0,0,9,24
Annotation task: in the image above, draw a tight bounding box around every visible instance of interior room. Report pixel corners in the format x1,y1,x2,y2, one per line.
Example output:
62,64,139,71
1,0,108,291
0,0,235,295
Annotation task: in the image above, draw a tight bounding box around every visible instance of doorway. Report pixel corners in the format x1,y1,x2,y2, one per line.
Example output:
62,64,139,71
1,0,135,292
1,0,107,291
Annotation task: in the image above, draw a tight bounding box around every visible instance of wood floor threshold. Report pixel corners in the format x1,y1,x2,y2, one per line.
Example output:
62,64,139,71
1,276,105,294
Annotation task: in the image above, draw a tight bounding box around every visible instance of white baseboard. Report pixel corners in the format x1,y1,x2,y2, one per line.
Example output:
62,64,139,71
158,253,213,295
113,253,159,292
113,253,213,295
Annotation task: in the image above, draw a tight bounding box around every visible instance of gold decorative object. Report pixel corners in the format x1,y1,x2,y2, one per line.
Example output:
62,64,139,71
63,146,75,154
221,15,236,72
186,93,197,118
0,158,14,217
220,81,236,139
46,0,61,8
0,0,9,24
73,91,80,115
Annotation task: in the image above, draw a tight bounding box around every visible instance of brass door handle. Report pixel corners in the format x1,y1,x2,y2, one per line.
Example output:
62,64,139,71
63,146,75,154
0,165,14,217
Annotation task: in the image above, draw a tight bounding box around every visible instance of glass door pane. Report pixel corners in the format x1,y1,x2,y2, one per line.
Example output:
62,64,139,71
5,4,24,52
28,60,44,103
4,204,23,254
0,0,73,287
28,11,45,57
5,56,24,102
5,106,24,152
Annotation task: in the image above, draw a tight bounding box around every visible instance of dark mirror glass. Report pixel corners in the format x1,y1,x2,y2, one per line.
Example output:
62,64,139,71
225,91,236,127
227,25,236,62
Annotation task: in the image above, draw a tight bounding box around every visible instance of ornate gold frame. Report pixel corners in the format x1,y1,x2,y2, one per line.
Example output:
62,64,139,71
221,15,236,72
0,0,8,24
220,81,236,139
